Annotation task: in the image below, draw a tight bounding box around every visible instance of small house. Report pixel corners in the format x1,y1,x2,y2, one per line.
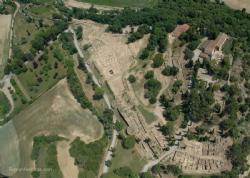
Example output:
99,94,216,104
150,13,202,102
200,33,228,58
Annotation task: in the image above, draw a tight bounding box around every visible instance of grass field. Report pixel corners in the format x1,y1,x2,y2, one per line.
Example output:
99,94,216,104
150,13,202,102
0,79,104,178
32,136,64,178
0,15,11,78
77,0,158,7
17,42,67,99
0,121,20,176
108,140,146,174
14,12,37,53
138,105,157,124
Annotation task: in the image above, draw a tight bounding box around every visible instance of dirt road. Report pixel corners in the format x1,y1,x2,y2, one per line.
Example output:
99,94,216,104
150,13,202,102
57,141,79,178
8,1,20,59
141,147,176,172
0,74,15,118
70,26,118,175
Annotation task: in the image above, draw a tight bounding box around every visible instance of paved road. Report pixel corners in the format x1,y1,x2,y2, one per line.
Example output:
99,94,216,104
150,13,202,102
70,26,118,175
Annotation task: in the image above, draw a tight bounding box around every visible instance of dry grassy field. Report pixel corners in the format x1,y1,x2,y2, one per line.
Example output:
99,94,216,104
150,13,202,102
0,79,104,178
224,0,250,12
0,15,12,77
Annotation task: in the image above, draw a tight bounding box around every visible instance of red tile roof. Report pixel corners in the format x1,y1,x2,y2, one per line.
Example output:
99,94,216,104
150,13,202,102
171,24,190,38
200,33,228,56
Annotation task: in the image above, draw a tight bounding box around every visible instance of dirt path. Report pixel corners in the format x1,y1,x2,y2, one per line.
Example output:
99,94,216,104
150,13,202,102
141,147,176,172
70,26,118,176
0,74,15,118
65,0,122,11
57,141,79,178
141,121,193,172
8,1,20,59
12,74,31,101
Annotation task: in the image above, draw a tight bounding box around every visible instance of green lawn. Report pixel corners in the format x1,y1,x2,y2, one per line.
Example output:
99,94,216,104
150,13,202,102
78,0,159,7
138,105,157,124
30,6,51,14
29,4,55,18
109,140,146,173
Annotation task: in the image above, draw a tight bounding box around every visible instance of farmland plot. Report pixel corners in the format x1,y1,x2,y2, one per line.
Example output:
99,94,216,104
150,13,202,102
0,15,11,77
0,79,104,178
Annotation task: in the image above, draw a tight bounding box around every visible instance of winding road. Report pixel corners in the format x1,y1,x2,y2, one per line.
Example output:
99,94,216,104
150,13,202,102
0,74,15,119
70,26,118,176
0,1,21,119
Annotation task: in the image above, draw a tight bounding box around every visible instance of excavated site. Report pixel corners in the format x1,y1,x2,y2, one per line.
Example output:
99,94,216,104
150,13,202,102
162,138,232,174
75,19,233,174
76,19,168,159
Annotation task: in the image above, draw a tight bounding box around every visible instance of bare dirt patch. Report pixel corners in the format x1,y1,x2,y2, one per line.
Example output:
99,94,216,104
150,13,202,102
57,141,79,178
65,0,121,11
224,0,250,12
0,15,11,76
76,19,147,97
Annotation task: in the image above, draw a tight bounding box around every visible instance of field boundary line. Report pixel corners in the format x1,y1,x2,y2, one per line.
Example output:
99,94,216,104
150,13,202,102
12,75,31,102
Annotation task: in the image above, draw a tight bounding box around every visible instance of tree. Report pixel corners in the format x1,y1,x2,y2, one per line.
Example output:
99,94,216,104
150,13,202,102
184,48,194,60
93,87,104,100
140,49,150,60
122,136,136,149
140,172,154,178
165,165,182,176
31,171,40,178
114,167,138,178
172,80,182,94
144,70,154,79
76,26,83,40
162,66,179,76
144,79,162,104
115,121,124,132
160,122,174,136
163,106,180,121
151,164,163,174
105,160,112,167
128,75,136,83
152,54,164,68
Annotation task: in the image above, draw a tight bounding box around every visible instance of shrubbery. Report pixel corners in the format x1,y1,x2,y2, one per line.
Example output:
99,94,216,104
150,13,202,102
144,78,162,104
